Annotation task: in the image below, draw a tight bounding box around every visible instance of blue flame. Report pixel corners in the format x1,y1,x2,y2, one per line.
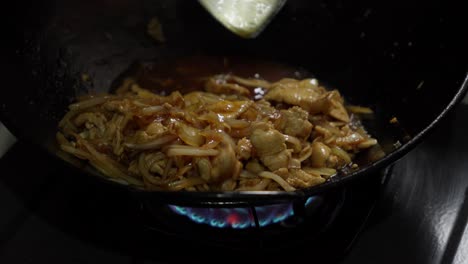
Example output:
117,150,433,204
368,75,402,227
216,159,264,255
168,198,315,229
305,196,316,206
169,203,293,229
169,197,319,229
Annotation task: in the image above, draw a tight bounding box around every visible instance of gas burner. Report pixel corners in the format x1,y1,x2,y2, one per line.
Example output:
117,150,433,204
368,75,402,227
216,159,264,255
136,167,390,252
138,191,344,250
167,197,318,229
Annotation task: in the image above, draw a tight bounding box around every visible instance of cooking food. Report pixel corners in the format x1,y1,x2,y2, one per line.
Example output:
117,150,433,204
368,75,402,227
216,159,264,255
56,74,377,191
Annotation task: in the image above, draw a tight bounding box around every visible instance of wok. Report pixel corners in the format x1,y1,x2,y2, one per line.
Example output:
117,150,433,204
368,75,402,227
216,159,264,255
2,0,467,206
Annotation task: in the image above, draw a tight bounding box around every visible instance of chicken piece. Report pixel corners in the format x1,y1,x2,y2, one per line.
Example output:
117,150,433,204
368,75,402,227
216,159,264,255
286,169,326,188
167,91,185,108
324,91,350,122
205,75,250,96
74,112,107,132
334,132,365,150
206,100,252,119
250,126,291,171
273,167,289,178
264,78,324,110
239,99,278,122
245,159,266,173
228,75,272,89
236,137,252,160
261,152,291,171
131,122,168,144
196,157,212,181
146,122,168,136
184,91,223,107
275,106,313,139
195,131,241,182
331,123,377,151
254,99,281,120
265,79,350,122
310,141,331,168
145,152,167,175
220,179,237,191
210,142,242,182
130,84,184,108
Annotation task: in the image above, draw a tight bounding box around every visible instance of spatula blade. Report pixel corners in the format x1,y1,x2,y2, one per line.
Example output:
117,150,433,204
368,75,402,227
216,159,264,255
199,0,287,38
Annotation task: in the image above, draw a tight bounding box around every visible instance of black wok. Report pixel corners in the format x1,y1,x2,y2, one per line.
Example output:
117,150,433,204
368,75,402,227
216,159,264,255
2,0,467,206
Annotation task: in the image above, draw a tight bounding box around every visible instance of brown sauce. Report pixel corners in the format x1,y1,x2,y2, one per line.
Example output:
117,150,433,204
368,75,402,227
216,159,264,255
118,55,313,98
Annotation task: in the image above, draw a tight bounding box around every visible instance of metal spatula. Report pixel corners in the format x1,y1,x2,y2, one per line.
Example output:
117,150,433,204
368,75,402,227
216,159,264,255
199,0,287,39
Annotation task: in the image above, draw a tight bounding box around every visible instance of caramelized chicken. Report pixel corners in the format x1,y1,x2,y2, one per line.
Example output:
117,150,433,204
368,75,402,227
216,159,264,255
210,141,242,182
310,141,331,168
130,122,168,144
264,78,324,111
236,137,253,160
264,79,350,122
206,100,252,119
205,75,250,96
286,169,325,188
196,157,212,181
250,126,291,171
275,106,313,139
74,112,107,132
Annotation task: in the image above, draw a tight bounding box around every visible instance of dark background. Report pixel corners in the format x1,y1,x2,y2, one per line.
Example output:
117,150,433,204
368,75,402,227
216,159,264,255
1,0,468,262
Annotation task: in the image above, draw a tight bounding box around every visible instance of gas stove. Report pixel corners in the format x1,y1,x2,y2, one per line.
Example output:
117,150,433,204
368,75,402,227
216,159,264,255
1,98,468,263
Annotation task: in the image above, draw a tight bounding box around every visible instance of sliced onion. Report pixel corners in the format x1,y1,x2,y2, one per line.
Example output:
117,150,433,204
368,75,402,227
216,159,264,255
141,105,165,114
288,158,301,169
60,145,89,160
176,122,204,147
331,146,352,164
69,96,115,111
283,135,302,153
138,153,165,185
168,177,206,191
56,132,70,146
225,118,250,129
335,133,364,145
80,139,143,186
166,145,219,157
125,134,177,150
240,170,258,178
259,171,296,192
303,167,337,177
346,105,374,114
237,179,271,191
298,144,312,162
229,75,272,89
357,139,378,149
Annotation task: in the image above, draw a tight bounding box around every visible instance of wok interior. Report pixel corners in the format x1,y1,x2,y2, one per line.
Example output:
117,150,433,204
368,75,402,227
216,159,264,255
3,0,467,197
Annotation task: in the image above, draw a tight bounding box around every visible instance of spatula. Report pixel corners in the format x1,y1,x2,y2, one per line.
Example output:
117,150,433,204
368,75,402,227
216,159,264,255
199,0,287,38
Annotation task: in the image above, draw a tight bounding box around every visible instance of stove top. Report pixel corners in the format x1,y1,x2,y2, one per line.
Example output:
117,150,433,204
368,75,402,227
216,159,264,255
1,102,468,264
